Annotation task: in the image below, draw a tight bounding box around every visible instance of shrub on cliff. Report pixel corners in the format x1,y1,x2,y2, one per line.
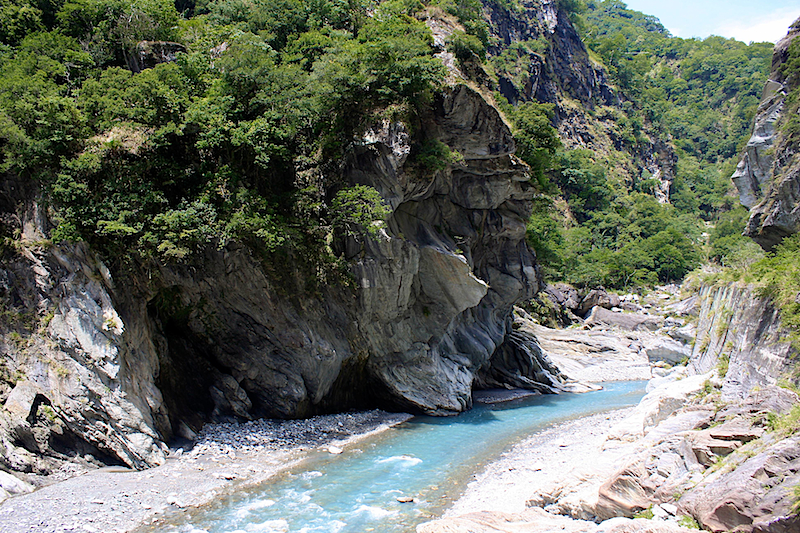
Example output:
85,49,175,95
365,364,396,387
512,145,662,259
0,0,446,275
750,234,800,345
503,101,562,190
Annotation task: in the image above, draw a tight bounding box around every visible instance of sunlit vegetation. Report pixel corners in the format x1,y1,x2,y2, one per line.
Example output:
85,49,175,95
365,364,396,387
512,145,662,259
0,0,444,279
0,0,792,297
500,0,775,289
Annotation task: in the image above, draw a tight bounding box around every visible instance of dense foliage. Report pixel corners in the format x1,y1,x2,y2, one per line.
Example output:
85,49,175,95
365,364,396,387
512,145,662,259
0,0,786,295
582,1,771,166
509,0,774,289
0,0,444,278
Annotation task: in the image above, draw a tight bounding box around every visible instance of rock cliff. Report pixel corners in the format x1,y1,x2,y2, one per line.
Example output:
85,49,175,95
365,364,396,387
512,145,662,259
687,283,797,398
0,76,568,476
585,280,799,533
483,0,617,109
4,1,663,476
481,0,677,202
420,279,799,533
733,18,800,249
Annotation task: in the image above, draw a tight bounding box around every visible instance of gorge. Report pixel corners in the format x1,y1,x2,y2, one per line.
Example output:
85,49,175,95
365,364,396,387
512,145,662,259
0,0,799,532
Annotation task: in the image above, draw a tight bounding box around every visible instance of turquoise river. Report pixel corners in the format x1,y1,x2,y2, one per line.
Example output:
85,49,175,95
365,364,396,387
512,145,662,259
159,380,646,533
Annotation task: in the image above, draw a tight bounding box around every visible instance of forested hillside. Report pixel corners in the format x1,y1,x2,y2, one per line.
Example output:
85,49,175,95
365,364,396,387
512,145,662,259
508,0,774,289
0,0,778,291
0,0,447,285
0,0,799,484
0,0,577,463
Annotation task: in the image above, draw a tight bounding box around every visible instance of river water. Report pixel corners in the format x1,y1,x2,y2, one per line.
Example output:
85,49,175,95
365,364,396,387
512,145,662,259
161,381,646,533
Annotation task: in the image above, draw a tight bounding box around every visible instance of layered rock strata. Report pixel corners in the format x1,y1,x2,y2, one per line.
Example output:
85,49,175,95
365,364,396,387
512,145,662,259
420,277,799,533
0,83,562,476
688,283,797,399
347,84,551,414
733,19,800,249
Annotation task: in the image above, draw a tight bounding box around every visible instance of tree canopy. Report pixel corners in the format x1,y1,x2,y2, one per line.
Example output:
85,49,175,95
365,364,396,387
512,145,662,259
0,0,442,282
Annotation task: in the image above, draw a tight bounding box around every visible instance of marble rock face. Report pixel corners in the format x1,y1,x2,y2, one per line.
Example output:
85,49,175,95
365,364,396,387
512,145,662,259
733,19,800,250
0,85,561,472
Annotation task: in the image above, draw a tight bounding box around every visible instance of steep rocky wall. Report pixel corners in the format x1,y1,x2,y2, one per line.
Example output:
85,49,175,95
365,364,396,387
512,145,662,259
0,82,564,475
483,0,617,109
0,0,692,479
733,19,800,249
480,0,677,202
0,238,170,473
688,283,797,397
346,84,544,413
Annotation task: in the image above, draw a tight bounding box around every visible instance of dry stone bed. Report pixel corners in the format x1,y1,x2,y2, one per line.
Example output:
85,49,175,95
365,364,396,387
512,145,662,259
0,409,411,533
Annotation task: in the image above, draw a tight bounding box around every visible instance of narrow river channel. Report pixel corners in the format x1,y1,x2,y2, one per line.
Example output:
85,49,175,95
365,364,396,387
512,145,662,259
160,380,646,533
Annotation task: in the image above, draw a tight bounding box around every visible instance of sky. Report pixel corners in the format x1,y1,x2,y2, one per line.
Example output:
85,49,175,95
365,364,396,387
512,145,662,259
620,0,800,43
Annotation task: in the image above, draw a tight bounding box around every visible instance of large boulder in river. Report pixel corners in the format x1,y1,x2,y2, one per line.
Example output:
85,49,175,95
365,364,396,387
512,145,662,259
585,307,662,331
643,338,691,365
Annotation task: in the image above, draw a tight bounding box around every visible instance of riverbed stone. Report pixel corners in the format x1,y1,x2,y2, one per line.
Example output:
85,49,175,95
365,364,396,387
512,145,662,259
0,471,33,501
577,289,621,317
585,307,662,331
595,517,696,532
667,324,696,344
514,321,651,383
679,435,800,533
643,338,691,365
596,463,652,519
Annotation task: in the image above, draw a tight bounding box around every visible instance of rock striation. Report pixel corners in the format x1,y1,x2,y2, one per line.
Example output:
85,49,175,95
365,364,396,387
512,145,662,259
419,274,799,533
347,84,552,415
483,0,617,109
688,283,797,399
733,18,800,249
0,80,565,476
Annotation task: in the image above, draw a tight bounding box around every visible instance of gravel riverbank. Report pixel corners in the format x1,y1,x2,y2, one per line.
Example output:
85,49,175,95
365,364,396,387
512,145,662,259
445,407,636,518
0,409,412,533
418,402,702,533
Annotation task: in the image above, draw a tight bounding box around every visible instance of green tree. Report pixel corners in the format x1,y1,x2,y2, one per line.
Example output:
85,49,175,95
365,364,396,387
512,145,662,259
501,100,561,190
331,185,391,237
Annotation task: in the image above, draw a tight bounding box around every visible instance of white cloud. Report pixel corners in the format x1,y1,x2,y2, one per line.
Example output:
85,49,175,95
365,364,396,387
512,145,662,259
714,8,800,43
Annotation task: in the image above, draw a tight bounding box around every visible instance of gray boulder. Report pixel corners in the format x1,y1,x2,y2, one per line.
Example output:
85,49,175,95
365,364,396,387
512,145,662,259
577,288,621,317
545,283,581,311
663,296,699,317
643,338,691,365
668,323,696,344
585,307,662,331
0,470,33,503
126,41,187,73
